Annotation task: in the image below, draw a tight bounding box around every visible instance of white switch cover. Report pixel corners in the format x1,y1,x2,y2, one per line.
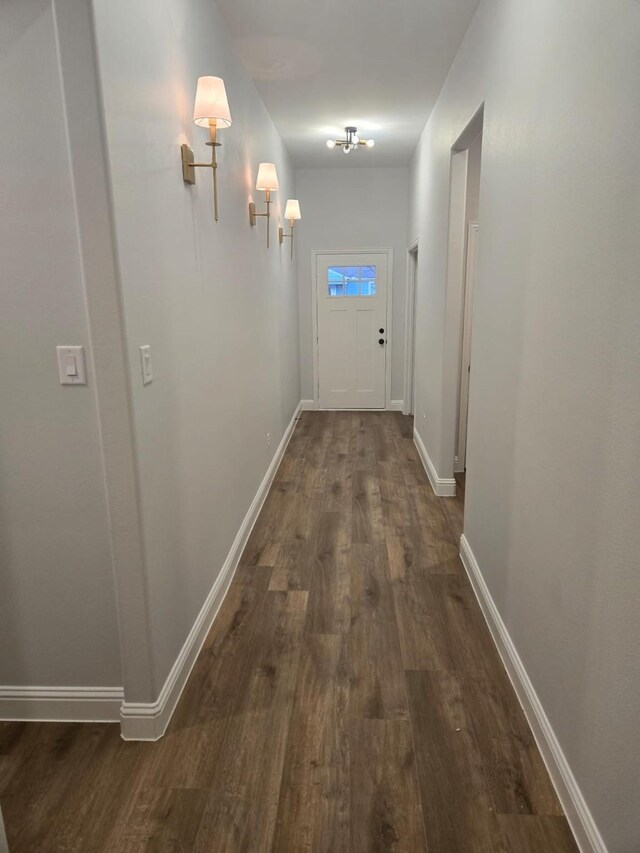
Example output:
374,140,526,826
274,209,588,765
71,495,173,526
140,345,153,385
57,346,86,385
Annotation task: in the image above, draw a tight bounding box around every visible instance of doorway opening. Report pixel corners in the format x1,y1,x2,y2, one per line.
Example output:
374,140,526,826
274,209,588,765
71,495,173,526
442,106,483,535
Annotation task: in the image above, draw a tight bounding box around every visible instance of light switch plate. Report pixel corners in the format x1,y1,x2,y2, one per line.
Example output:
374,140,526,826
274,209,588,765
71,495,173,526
140,345,153,385
57,346,86,385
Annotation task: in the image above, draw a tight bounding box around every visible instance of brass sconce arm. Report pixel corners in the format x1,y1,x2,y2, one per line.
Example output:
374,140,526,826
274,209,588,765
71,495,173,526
248,190,273,248
278,219,296,259
250,163,279,249
278,200,301,259
181,121,222,221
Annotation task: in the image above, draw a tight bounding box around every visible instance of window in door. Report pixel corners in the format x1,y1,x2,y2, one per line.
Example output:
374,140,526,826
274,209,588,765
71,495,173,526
327,265,377,297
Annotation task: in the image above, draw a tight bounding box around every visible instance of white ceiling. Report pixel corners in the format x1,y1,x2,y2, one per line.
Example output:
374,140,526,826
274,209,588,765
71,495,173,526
216,0,480,168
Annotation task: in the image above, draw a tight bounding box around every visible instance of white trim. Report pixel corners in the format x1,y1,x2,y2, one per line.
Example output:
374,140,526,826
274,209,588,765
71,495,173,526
459,535,607,853
311,248,394,410
403,237,419,415
0,686,123,722
300,399,316,411
120,401,302,741
311,402,403,412
413,427,457,497
0,802,7,853
454,222,479,473
441,147,470,484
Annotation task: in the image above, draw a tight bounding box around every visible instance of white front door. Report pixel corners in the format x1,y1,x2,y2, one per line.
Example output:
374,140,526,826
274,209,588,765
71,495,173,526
316,252,388,409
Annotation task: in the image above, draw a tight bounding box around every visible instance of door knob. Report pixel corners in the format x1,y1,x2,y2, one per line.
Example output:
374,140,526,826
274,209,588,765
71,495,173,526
378,338,385,345
379,328,384,334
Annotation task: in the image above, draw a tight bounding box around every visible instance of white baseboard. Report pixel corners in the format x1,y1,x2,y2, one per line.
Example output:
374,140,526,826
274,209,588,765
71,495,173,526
301,399,404,412
413,427,457,497
0,802,7,853
120,401,303,741
0,686,123,722
459,535,607,853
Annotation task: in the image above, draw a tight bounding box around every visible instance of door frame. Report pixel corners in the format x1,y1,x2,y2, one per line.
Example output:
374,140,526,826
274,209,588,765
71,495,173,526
311,248,394,410
454,222,479,472
439,104,483,488
403,237,420,415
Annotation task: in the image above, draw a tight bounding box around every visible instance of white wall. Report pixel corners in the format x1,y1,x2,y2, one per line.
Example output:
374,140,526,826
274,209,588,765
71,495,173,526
409,0,640,850
295,167,409,403
0,0,121,688
92,0,301,692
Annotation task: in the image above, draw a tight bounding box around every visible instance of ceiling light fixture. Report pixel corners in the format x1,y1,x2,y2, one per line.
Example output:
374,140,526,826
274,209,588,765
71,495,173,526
326,126,375,154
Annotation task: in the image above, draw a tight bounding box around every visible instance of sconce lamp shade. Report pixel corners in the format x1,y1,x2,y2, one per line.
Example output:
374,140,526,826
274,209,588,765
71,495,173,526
193,76,232,128
284,199,301,221
256,162,279,192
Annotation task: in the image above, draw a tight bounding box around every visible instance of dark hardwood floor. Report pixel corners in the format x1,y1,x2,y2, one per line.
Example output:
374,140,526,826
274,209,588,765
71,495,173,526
0,412,578,852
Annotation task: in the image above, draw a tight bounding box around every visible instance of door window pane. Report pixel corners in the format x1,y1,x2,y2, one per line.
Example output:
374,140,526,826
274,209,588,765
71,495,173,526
327,265,377,297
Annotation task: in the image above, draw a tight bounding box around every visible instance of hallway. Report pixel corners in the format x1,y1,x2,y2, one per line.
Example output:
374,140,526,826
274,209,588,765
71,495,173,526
0,412,577,852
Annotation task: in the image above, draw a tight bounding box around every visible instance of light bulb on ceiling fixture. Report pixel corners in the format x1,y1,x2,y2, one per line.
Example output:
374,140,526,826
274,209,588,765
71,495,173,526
325,127,376,153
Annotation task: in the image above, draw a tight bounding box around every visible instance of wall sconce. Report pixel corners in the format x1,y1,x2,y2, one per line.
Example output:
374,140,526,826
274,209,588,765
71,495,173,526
181,76,232,221
279,200,302,259
249,163,279,248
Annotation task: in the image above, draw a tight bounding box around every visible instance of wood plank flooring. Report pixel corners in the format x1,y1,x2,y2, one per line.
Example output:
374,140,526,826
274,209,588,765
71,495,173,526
0,412,578,852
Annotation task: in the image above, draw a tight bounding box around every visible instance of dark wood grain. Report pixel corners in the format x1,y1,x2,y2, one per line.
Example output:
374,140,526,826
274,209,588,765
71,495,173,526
406,669,507,853
305,511,350,634
350,719,427,852
352,468,384,544
272,633,350,852
193,590,308,853
322,449,353,514
431,573,508,682
408,484,460,566
0,412,578,853
354,413,378,471
498,814,579,852
393,572,456,671
378,459,413,538
350,544,408,720
461,670,564,816
267,536,315,591
37,730,149,852
394,436,427,487
135,583,269,790
104,787,208,852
